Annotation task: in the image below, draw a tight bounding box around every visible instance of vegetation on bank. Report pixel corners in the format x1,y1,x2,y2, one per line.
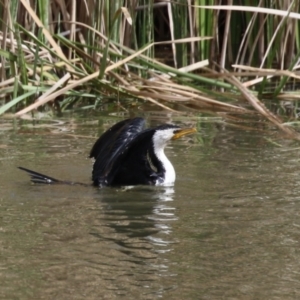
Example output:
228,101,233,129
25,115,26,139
0,1,300,137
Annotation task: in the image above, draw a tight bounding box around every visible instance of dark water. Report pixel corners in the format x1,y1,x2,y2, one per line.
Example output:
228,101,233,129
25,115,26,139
1,115,300,299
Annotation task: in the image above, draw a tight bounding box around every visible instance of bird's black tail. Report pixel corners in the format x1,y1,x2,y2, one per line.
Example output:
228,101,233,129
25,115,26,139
18,166,63,184
18,166,87,186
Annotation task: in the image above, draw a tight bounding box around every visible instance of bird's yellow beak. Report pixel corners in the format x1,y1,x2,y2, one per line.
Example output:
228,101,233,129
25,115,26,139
172,127,197,140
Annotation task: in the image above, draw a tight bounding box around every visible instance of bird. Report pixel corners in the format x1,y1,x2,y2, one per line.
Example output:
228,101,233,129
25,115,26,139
19,117,196,187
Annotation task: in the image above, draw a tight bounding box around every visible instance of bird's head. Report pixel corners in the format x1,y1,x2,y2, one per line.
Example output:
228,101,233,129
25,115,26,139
152,124,197,149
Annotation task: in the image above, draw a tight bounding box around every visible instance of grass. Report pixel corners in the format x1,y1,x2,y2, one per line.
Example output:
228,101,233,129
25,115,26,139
1,1,300,138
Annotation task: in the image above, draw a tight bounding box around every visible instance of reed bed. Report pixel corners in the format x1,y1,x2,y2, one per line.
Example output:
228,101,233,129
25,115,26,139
1,1,300,138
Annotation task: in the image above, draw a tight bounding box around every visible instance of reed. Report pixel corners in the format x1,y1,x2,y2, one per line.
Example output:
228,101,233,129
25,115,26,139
0,0,300,138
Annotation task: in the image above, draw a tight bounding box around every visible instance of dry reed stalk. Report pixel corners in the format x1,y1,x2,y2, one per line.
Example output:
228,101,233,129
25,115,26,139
232,65,300,87
15,73,71,116
225,74,300,139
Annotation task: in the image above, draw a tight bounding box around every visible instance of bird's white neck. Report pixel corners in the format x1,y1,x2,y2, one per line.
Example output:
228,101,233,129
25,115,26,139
154,147,175,186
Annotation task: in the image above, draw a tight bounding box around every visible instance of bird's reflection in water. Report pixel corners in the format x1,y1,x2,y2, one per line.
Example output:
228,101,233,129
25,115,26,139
146,187,177,253
91,186,176,249
90,186,177,294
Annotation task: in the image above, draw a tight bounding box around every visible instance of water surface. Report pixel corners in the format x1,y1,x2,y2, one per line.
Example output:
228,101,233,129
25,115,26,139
1,115,300,299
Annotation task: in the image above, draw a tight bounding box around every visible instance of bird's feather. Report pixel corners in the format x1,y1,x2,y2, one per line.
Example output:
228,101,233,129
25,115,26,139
18,167,87,186
91,118,146,186
104,129,159,185
18,166,62,184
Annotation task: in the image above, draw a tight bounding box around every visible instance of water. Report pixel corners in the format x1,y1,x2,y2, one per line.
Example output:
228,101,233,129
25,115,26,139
1,115,300,299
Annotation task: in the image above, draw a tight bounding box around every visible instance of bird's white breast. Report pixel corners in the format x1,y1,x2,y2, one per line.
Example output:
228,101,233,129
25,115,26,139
152,129,176,186
154,147,175,186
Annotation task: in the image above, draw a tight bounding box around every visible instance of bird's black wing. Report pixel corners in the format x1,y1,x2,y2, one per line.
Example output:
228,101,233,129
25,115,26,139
91,118,146,186
109,129,160,186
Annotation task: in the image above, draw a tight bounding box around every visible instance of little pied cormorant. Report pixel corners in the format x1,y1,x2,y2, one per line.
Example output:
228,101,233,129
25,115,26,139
19,117,196,187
